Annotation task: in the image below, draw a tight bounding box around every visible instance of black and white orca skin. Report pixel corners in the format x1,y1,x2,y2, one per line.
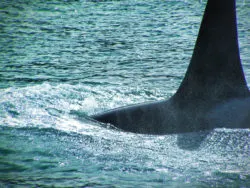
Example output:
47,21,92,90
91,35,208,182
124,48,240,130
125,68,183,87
91,0,250,134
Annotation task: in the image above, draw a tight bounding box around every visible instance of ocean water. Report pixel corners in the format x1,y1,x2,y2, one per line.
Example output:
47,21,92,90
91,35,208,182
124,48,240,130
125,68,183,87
0,0,249,187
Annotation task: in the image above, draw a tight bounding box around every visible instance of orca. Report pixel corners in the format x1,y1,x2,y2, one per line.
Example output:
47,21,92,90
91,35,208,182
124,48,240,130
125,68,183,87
91,0,250,134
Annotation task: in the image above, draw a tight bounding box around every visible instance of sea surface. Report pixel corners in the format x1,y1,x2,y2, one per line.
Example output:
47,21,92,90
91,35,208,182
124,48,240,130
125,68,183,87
0,0,250,187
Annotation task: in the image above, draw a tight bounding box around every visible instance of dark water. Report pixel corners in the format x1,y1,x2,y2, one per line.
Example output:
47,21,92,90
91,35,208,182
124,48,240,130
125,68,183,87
0,0,250,187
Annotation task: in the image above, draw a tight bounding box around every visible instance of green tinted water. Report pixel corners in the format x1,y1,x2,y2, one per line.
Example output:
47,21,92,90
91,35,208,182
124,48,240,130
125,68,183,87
0,0,249,187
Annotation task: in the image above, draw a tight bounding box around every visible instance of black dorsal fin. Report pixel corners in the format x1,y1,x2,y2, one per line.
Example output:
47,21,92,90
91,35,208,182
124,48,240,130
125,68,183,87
174,0,249,102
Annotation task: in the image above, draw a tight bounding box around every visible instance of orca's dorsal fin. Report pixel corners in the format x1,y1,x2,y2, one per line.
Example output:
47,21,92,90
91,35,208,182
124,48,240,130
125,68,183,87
174,0,249,102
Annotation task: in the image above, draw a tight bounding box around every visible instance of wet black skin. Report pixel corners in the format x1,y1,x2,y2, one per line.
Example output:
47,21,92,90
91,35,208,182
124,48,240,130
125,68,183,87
91,0,250,134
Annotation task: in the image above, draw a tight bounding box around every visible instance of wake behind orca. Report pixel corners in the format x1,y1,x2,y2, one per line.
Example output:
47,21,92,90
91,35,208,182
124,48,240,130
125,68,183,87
91,0,250,134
